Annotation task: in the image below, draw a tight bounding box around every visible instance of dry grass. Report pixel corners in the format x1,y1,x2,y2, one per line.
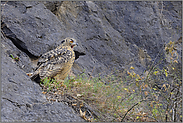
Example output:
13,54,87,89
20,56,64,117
41,40,182,122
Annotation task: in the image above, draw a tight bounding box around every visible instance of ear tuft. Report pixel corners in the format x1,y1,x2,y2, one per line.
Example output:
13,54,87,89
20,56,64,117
61,40,65,44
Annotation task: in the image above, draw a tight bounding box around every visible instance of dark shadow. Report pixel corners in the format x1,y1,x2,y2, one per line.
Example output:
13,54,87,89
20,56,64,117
1,21,39,60
74,50,86,60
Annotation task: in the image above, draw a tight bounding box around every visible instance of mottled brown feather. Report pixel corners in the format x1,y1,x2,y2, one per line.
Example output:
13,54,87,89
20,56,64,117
30,38,77,81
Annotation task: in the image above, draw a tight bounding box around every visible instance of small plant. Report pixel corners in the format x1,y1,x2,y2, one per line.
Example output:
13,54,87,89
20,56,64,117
10,54,19,61
41,77,66,92
61,40,182,122
40,40,181,122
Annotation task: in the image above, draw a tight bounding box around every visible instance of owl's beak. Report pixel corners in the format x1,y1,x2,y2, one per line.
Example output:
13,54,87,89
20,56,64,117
71,42,78,48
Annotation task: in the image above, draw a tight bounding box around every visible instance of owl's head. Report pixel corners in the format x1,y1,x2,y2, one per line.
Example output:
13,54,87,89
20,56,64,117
61,37,78,48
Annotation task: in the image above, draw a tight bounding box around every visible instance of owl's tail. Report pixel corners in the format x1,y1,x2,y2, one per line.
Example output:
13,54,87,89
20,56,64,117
30,73,39,80
26,72,41,83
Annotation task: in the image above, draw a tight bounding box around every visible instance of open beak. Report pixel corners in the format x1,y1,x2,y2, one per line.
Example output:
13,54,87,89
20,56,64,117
71,42,78,48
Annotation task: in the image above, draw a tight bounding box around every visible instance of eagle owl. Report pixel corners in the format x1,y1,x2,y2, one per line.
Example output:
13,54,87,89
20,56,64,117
30,37,78,81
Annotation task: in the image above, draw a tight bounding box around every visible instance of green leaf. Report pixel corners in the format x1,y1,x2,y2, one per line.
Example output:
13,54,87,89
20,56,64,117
152,108,158,115
153,71,159,75
10,54,14,59
135,78,139,81
153,88,157,90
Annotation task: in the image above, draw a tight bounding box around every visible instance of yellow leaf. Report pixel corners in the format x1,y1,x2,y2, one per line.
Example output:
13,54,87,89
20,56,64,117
130,66,135,70
165,72,168,77
117,96,121,100
169,49,172,53
127,71,131,75
136,82,139,86
174,60,178,63
170,109,172,113
169,41,173,45
133,71,136,76
124,88,128,91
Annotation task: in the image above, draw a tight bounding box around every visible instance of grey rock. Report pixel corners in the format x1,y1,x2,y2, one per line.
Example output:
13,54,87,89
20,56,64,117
54,1,182,75
1,35,84,122
42,1,63,14
1,1,181,76
1,1,64,57
1,1,182,122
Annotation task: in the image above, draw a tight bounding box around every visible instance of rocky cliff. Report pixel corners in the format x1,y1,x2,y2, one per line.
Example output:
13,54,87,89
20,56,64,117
1,1,182,122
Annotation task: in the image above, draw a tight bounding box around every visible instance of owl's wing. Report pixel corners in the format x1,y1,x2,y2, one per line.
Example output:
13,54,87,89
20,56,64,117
38,46,65,64
31,46,74,80
36,46,73,69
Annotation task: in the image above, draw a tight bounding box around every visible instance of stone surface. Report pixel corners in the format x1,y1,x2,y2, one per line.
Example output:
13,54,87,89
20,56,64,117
1,1,64,57
42,1,63,14
2,1,182,76
1,1,182,122
1,35,84,122
48,1,182,76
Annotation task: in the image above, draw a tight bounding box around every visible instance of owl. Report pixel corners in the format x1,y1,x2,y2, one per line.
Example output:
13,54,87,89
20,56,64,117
29,37,78,81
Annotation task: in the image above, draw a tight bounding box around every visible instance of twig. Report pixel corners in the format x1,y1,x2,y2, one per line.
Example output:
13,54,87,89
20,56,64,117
120,99,146,122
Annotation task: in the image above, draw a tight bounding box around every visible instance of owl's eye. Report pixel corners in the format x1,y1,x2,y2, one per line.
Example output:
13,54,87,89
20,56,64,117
70,40,74,43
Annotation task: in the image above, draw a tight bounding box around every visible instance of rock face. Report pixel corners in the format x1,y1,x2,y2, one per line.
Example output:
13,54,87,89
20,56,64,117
1,1,182,76
53,1,182,76
1,37,83,122
1,1,84,122
1,35,84,122
1,1,182,122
